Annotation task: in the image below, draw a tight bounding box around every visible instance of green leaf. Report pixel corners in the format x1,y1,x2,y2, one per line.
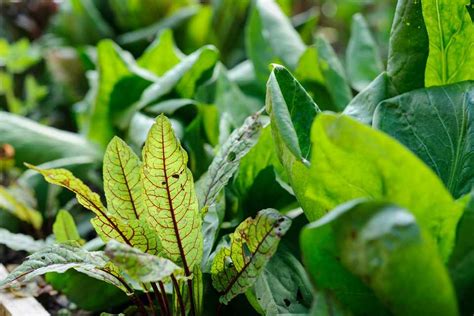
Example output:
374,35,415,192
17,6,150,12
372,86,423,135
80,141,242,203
343,72,393,125
0,112,100,166
265,65,320,161
196,113,264,210
346,14,384,92
301,200,458,316
142,114,203,272
374,81,474,198
310,291,353,316
0,186,42,229
246,0,306,84
0,228,46,252
386,0,429,94
298,113,463,259
105,241,183,284
423,0,474,86
211,209,291,304
137,45,219,108
137,29,183,76
246,246,313,314
0,244,129,293
53,210,82,244
88,40,153,148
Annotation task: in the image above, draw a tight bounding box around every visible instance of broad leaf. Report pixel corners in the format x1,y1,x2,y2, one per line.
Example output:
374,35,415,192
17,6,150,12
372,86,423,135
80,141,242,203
142,114,203,272
246,247,313,315
301,200,458,316
298,113,463,259
346,14,384,92
386,0,429,94
211,209,291,304
423,0,474,86
246,0,306,84
53,210,82,244
0,186,42,229
374,81,474,198
0,228,46,252
105,241,183,284
0,244,129,293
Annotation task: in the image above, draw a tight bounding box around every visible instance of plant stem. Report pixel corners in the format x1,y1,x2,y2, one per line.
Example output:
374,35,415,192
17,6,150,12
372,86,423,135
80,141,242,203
144,289,156,316
158,281,171,316
151,282,168,316
171,275,186,316
186,279,196,316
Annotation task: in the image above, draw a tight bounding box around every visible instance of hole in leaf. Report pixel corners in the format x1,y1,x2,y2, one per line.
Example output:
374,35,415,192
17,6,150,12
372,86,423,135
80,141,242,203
172,174,179,179
227,152,236,162
284,299,291,307
161,181,166,185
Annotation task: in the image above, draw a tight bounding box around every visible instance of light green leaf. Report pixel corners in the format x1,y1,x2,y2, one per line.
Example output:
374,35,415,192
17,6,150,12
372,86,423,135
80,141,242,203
105,241,183,284
300,113,463,259
103,137,144,220
53,210,82,244
302,200,458,316
423,0,474,86
346,14,384,92
0,244,129,293
374,81,474,198
0,228,46,252
246,247,313,315
142,114,203,271
137,29,183,76
0,186,42,229
386,0,429,94
196,113,264,210
211,209,291,304
246,0,306,84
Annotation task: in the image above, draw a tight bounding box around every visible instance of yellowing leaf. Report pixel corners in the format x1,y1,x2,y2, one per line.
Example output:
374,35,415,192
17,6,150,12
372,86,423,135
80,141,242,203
211,209,291,304
0,185,42,229
142,114,203,273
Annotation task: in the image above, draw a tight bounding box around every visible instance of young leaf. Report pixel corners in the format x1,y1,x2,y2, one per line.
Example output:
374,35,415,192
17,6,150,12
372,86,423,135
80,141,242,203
374,81,474,198
0,244,129,293
0,186,42,229
299,113,463,259
105,241,183,284
0,228,46,252
301,200,458,316
142,114,203,272
53,209,82,244
386,0,429,94
346,14,384,92
423,0,474,86
196,113,264,209
210,209,291,304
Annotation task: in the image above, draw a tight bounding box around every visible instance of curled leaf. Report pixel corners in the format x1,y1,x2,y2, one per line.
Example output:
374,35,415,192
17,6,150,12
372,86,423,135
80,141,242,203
0,228,46,253
0,185,42,229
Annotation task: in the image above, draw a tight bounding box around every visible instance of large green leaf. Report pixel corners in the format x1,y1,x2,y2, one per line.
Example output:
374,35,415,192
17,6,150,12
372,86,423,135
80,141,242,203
0,112,100,166
423,0,474,86
105,241,183,283
246,246,313,315
374,81,474,198
346,14,384,92
386,0,429,94
211,209,291,304
0,244,129,293
246,0,306,84
142,114,203,272
305,114,462,258
301,200,458,316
